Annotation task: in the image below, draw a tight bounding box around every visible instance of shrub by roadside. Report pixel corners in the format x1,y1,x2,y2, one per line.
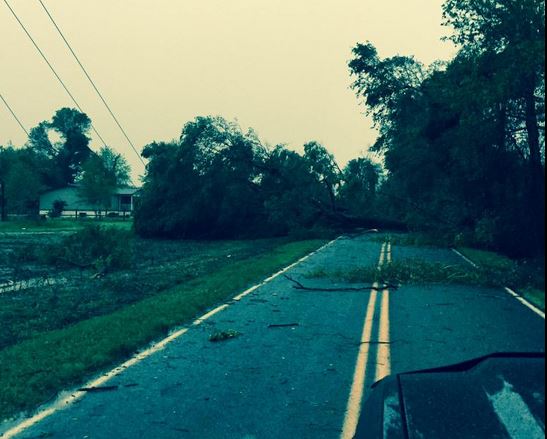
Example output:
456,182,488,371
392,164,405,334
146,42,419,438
12,226,134,273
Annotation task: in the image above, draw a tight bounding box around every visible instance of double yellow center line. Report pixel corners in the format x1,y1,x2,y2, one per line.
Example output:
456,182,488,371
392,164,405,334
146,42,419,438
340,241,392,439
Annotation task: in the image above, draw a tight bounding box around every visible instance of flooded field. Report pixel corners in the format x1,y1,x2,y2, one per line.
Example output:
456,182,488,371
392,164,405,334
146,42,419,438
0,230,286,350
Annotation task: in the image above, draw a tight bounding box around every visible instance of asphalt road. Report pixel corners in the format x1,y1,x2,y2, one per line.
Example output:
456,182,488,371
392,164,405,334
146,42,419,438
3,235,545,439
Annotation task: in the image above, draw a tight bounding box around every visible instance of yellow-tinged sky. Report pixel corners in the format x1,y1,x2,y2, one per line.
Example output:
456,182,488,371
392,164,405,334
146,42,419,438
1,0,456,178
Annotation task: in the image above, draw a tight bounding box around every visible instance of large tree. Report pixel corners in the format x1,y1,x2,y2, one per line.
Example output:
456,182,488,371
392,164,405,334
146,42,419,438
135,117,265,238
444,0,545,250
260,146,325,235
134,116,347,239
349,0,545,255
27,108,93,187
0,146,44,218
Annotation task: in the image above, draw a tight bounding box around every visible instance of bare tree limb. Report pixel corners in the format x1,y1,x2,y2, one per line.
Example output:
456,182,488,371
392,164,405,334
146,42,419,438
283,274,398,292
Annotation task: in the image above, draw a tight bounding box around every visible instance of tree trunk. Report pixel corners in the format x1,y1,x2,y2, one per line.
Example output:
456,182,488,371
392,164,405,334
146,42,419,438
524,79,545,254
497,102,507,150
324,181,337,213
525,86,543,178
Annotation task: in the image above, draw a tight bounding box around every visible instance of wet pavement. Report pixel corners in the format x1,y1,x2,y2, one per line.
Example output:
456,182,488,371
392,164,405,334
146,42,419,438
4,236,545,439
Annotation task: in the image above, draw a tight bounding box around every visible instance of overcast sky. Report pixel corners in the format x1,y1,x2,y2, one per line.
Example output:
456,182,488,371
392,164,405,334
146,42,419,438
1,0,456,178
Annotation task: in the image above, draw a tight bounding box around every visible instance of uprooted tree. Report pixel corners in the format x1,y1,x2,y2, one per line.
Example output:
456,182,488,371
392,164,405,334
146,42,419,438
134,116,385,239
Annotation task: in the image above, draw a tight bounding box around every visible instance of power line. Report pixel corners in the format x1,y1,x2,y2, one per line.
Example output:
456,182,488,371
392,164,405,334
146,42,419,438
0,92,29,137
2,0,109,147
38,0,145,167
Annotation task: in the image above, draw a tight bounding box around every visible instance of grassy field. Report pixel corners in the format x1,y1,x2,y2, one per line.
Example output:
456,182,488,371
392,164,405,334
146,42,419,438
0,237,308,350
0,233,325,422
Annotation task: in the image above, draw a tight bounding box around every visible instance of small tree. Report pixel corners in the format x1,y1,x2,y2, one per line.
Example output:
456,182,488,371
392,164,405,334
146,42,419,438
79,146,131,215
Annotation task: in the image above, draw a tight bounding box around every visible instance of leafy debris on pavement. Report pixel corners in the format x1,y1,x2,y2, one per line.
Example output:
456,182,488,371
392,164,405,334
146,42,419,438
209,330,242,343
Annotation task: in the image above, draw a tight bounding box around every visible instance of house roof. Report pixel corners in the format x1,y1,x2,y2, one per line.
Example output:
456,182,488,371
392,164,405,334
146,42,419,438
113,187,139,195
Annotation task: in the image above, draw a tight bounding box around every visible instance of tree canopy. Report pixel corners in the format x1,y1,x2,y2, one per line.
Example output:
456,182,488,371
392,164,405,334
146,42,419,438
134,116,383,238
1,108,132,219
78,146,131,211
349,0,545,256
2,0,543,259
27,107,94,187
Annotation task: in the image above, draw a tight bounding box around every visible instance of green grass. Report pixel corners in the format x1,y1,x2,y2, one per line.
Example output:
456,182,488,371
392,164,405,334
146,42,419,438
0,219,133,233
521,288,546,310
0,239,324,422
457,248,513,270
458,247,545,311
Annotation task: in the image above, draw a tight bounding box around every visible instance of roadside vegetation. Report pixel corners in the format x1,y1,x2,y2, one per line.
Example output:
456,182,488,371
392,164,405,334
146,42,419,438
3,0,544,256
0,0,543,426
339,259,544,301
0,230,325,421
457,247,545,310
1,227,322,351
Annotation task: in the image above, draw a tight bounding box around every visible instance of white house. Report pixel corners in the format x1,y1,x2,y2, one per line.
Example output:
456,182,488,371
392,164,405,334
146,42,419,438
39,185,138,218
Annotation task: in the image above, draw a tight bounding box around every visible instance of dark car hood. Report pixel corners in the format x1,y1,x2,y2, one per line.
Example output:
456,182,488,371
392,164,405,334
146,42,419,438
355,353,546,439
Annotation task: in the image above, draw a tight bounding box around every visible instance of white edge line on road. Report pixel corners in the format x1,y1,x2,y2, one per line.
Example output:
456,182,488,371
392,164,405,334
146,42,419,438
0,237,341,439
452,249,545,320
452,248,479,269
504,287,545,320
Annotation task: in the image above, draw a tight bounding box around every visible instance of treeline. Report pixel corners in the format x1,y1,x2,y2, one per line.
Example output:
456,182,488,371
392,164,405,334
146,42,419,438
135,116,384,239
349,0,545,256
3,0,543,257
0,108,130,218
137,0,545,255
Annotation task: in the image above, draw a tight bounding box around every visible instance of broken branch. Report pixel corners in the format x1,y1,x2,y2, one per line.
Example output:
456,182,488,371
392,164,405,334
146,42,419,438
78,385,119,393
283,275,398,292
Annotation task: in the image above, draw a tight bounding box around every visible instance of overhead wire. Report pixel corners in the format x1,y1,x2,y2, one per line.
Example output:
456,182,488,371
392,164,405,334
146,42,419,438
0,92,29,137
38,0,145,167
2,0,109,147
